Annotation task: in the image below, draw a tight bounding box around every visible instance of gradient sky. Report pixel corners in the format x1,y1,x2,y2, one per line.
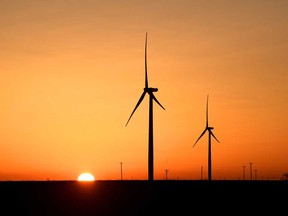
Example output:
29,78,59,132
1,0,288,181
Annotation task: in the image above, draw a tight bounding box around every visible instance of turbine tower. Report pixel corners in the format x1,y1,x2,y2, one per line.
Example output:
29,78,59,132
125,32,165,181
193,95,219,181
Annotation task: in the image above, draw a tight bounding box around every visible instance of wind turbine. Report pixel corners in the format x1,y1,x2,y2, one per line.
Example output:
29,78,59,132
125,32,165,181
193,95,219,181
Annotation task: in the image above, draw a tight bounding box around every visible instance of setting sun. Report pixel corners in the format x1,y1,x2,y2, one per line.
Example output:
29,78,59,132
77,173,95,181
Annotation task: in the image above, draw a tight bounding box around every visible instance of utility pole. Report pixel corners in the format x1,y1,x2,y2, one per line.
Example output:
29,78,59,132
249,162,253,180
201,166,203,180
120,162,123,180
242,165,246,180
254,169,257,180
165,169,168,180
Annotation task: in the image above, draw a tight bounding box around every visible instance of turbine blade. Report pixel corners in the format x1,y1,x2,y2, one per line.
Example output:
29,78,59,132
206,94,209,128
210,131,220,143
145,32,148,88
125,91,147,126
151,93,165,110
193,129,207,147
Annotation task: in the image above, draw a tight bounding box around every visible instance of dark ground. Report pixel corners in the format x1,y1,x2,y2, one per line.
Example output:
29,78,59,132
0,180,287,215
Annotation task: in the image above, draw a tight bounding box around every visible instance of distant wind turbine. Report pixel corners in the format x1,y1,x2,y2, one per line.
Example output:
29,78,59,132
125,32,165,181
193,95,219,181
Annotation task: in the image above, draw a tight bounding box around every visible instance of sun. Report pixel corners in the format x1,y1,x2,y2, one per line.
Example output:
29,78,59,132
77,173,95,181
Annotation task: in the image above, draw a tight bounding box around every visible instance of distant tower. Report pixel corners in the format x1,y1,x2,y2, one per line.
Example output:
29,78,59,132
165,169,168,180
249,162,253,180
242,165,246,180
201,166,203,180
120,162,123,180
254,169,257,180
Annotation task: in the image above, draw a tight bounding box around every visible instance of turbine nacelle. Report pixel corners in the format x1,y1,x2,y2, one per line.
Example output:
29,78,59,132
144,87,158,92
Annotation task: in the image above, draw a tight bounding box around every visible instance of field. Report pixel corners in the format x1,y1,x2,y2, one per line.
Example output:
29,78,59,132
0,180,287,215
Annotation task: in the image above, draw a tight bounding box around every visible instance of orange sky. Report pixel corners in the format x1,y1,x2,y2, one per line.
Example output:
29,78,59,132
0,0,288,181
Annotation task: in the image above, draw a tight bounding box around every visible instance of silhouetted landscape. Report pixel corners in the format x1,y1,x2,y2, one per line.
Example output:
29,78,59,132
0,180,287,215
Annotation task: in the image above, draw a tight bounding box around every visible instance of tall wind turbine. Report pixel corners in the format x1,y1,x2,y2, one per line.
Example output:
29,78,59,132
125,32,165,181
193,95,219,181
